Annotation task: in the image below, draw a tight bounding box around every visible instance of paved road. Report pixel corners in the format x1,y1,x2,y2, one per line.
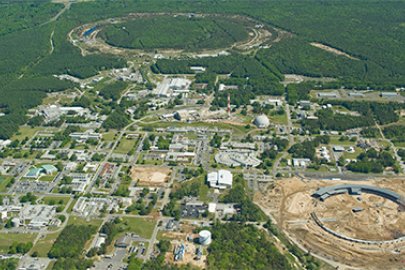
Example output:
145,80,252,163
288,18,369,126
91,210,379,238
272,103,294,176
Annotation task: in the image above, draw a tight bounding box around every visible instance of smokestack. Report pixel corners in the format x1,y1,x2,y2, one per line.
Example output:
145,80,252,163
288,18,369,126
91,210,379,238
227,93,231,117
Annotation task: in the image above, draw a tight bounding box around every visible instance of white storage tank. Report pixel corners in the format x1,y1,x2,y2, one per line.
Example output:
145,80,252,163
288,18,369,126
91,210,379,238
199,230,212,246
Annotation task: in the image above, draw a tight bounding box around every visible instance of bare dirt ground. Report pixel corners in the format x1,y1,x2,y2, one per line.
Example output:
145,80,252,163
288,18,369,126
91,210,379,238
310,42,359,60
130,166,171,186
281,74,337,85
255,177,405,270
162,225,207,269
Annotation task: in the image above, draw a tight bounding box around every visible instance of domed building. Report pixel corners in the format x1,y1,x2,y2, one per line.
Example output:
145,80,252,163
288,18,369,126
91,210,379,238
253,114,270,128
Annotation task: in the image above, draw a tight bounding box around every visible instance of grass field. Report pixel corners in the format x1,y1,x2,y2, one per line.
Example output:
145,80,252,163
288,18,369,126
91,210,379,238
0,233,37,253
114,137,136,154
11,126,42,141
38,173,57,182
0,176,13,192
40,195,71,210
119,217,156,239
102,131,118,141
100,15,249,50
268,112,288,125
68,216,104,228
30,232,61,257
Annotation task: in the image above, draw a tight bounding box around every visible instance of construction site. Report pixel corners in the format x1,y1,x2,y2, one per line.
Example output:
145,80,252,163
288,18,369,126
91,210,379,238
255,177,405,270
131,166,172,186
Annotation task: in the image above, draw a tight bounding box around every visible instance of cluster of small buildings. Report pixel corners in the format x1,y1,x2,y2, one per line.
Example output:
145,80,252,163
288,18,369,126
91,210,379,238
63,173,92,193
36,105,93,123
1,204,60,230
162,107,228,122
145,134,197,163
73,197,118,217
318,146,331,162
109,68,143,83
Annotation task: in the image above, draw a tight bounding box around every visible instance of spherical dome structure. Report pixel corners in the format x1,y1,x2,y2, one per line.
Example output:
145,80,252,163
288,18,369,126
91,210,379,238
254,114,270,128
199,230,212,245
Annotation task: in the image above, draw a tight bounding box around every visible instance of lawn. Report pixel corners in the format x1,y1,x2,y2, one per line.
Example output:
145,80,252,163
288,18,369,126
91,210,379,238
120,217,156,239
30,232,61,257
11,126,42,141
329,136,356,146
68,216,104,228
38,173,57,182
102,131,118,141
268,112,288,125
40,195,71,210
114,137,136,154
0,176,13,192
0,233,37,252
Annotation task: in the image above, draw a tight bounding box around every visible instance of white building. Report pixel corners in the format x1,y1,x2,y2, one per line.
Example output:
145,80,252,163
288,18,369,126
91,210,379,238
292,158,311,168
70,131,102,142
253,115,270,128
207,170,233,189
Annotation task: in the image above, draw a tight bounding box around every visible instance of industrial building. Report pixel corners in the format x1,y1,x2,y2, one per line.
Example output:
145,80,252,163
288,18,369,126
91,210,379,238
207,170,233,189
22,205,57,229
380,92,398,98
25,164,58,179
69,131,102,142
38,105,91,123
312,184,405,206
215,150,261,167
154,77,191,97
318,92,338,98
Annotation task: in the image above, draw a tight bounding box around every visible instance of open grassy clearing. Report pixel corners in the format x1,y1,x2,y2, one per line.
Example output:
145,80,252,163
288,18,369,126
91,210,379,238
11,126,42,141
67,216,103,228
114,137,137,154
30,232,61,257
40,195,70,210
119,217,156,239
0,176,13,192
0,233,37,252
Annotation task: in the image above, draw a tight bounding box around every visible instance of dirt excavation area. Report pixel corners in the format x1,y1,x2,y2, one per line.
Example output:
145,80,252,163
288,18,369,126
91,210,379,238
255,177,405,270
131,166,171,186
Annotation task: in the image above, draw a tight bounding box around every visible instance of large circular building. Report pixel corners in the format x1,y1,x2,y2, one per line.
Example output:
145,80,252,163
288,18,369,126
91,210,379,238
253,114,270,128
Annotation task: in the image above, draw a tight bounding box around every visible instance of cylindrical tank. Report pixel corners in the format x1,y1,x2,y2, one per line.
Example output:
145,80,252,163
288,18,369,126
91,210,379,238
199,230,212,246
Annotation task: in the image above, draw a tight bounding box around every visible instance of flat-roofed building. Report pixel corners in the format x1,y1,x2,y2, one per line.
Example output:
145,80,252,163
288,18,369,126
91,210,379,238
207,170,233,189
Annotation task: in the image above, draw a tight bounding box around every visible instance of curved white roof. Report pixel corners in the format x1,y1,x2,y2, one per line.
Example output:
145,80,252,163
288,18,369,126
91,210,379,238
254,114,270,128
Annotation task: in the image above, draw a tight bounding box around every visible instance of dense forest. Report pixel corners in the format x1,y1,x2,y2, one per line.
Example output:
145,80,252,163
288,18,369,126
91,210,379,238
207,223,293,270
100,15,249,50
0,0,404,139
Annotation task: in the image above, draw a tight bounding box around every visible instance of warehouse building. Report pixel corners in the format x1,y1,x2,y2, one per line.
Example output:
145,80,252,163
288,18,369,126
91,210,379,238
207,170,233,189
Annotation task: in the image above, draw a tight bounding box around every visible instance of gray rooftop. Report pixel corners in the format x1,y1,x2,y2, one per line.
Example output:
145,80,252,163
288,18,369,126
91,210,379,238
313,184,403,204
